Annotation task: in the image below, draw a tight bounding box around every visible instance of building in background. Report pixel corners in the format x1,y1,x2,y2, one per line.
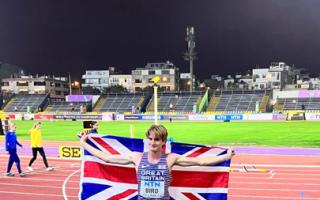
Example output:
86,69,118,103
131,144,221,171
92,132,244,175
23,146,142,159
252,62,293,90
1,75,69,98
82,69,110,91
109,74,132,92
180,73,196,91
131,61,180,92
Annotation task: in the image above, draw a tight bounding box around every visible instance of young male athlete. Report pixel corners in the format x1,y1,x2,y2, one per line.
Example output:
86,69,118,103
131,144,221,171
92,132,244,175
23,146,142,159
80,124,234,199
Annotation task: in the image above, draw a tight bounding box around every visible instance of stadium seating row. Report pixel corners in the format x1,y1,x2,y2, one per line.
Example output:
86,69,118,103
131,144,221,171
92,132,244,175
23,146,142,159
4,90,320,113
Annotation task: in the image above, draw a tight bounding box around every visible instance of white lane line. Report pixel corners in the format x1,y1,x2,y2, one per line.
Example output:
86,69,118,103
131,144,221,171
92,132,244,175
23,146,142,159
230,181,320,186
232,164,320,168
231,176,320,181
0,176,79,182
267,169,275,178
229,188,320,192
0,182,78,189
62,169,80,200
0,190,78,197
228,194,320,200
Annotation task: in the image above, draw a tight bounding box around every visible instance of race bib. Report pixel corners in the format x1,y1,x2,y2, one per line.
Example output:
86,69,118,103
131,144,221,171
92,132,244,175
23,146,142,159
140,181,165,198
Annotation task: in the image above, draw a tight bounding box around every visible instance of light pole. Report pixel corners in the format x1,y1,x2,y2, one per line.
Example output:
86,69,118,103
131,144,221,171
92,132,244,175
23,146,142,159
184,26,197,92
151,76,160,125
68,72,72,95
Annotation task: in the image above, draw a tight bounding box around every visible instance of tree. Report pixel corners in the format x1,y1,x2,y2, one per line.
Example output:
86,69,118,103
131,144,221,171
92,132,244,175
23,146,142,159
82,86,101,95
103,85,128,94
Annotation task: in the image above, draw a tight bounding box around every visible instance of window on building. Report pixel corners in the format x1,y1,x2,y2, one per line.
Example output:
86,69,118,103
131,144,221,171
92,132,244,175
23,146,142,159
135,79,142,83
55,83,61,87
34,81,46,86
1,82,9,86
133,70,142,75
162,70,170,75
162,77,170,82
149,70,155,75
17,81,28,86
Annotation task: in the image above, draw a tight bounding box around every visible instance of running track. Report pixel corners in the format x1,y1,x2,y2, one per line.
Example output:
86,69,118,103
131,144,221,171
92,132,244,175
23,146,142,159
0,141,320,200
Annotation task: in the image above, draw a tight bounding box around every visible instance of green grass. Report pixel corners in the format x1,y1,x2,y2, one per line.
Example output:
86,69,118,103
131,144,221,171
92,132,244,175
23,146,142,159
3,120,320,148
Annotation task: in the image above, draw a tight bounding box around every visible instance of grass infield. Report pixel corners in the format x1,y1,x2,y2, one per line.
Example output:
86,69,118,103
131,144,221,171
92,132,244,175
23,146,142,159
2,120,319,148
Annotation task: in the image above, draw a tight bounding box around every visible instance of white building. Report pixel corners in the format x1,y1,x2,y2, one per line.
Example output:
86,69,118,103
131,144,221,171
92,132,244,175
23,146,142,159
82,70,110,91
109,74,132,92
296,78,320,90
210,75,223,82
1,75,69,98
180,73,192,79
224,78,235,88
252,62,292,90
309,78,320,89
238,77,253,89
131,61,179,92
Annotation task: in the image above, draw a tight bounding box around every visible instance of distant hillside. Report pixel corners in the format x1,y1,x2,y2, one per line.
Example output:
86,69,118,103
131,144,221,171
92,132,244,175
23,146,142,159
0,62,23,80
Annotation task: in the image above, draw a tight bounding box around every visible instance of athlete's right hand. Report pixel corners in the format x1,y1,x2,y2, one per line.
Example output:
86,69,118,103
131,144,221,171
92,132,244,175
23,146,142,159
80,132,89,146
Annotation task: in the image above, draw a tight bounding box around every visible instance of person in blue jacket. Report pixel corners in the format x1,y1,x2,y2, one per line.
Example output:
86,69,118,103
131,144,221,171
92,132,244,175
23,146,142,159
5,123,25,177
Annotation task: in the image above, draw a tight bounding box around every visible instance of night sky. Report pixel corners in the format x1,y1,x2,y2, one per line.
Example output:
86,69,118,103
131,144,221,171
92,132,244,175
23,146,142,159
1,0,320,81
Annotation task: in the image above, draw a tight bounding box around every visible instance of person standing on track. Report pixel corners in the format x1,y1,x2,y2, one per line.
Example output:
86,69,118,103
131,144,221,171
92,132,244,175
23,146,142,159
5,122,25,177
80,124,234,199
27,122,53,172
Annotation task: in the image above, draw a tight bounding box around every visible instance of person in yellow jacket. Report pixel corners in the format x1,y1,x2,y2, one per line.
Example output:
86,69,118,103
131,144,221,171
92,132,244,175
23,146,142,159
27,122,53,171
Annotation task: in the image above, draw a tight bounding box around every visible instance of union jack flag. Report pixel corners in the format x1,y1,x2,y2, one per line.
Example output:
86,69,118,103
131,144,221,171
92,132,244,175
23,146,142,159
79,134,230,200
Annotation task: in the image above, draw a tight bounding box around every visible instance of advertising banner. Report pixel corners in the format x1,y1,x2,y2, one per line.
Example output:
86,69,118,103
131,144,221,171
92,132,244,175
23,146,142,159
34,114,54,120
188,115,215,121
305,113,320,120
215,114,243,121
163,115,189,121
124,115,140,120
243,113,274,121
141,115,164,120
54,115,102,120
23,114,35,120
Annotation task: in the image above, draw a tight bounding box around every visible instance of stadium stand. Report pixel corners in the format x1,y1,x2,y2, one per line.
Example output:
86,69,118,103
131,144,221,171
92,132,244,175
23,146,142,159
147,92,203,112
208,90,270,112
93,93,146,113
3,94,48,113
276,97,320,110
45,100,89,113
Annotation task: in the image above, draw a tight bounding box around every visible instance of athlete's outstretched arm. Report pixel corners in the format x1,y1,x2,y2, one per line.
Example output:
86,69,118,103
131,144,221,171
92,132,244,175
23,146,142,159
80,135,136,165
173,148,235,166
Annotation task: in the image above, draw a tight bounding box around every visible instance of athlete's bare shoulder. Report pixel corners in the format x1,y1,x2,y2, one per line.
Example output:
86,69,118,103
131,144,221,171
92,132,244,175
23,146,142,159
129,152,143,166
166,153,181,169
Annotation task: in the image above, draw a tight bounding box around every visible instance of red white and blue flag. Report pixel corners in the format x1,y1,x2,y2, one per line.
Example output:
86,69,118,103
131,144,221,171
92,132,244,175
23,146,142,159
79,134,230,200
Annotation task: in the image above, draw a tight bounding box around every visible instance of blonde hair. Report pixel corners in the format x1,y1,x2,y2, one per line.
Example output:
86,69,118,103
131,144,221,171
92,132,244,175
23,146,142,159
145,125,168,142
9,122,16,130
32,121,41,129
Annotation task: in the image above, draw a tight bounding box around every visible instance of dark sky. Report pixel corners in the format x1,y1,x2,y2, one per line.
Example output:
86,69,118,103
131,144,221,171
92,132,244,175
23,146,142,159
1,0,320,81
